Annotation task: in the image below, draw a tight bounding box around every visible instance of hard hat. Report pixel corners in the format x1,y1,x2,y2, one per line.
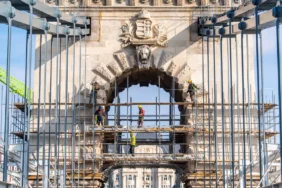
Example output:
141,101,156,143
188,79,192,83
138,105,142,108
98,106,102,109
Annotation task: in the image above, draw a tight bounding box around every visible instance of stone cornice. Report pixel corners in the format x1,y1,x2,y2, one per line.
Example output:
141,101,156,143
61,6,231,13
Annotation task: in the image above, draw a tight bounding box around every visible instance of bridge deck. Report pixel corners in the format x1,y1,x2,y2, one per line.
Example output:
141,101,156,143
14,102,276,112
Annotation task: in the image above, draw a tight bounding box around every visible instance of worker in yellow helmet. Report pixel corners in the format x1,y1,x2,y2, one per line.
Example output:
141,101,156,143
187,79,198,102
129,132,136,156
138,105,145,128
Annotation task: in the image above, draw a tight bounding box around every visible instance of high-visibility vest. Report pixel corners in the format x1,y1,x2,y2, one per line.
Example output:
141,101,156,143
130,135,136,146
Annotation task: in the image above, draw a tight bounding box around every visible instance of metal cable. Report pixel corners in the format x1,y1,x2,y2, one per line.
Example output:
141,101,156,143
3,7,13,183
71,19,77,187
42,23,49,188
82,22,87,188
64,28,70,188
239,19,247,187
35,34,42,188
212,17,218,188
219,26,226,186
47,37,54,188
77,29,82,187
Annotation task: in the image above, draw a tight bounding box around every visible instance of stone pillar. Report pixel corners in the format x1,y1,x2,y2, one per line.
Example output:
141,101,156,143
158,175,161,187
122,175,126,188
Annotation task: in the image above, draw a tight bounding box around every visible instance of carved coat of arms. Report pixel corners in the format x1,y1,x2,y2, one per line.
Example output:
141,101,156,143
120,9,167,48
119,9,168,70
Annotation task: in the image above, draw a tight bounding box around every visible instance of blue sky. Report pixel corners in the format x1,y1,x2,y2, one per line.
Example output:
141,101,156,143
0,24,35,83
107,85,180,127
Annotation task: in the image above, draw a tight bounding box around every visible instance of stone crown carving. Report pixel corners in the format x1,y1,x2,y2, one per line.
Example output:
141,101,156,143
138,9,151,19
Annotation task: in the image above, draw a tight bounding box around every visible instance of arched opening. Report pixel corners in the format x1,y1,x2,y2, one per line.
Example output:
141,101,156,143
101,85,186,188
107,68,185,104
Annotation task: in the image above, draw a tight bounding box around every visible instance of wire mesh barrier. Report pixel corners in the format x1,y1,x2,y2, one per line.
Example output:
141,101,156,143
0,0,280,187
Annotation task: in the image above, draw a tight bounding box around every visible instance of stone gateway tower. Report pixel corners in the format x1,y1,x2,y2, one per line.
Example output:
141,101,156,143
30,0,272,187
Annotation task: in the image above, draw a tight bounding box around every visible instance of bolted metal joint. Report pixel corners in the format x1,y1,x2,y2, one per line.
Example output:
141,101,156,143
84,18,88,25
29,0,37,6
200,18,205,26
6,6,15,19
72,16,78,24
78,28,83,35
218,26,225,35
206,29,211,36
238,21,247,31
211,16,217,24
272,3,282,18
43,20,50,31
64,27,70,35
227,10,234,19
55,9,62,19
252,0,262,5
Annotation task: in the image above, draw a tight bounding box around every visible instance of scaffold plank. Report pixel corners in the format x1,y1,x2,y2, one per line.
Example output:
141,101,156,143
10,128,278,139
13,102,277,108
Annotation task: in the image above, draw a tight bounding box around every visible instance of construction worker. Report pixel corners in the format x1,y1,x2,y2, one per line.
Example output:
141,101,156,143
94,106,106,126
138,105,145,128
89,82,99,103
187,80,198,102
129,132,136,156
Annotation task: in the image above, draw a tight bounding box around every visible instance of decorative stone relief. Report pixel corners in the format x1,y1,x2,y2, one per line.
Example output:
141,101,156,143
140,0,149,3
138,9,151,18
163,0,172,3
93,66,112,82
158,50,174,70
136,15,152,39
167,61,176,75
113,52,130,70
119,9,168,48
107,62,121,76
118,9,168,71
154,23,168,47
120,22,133,48
176,63,192,80
136,45,152,69
92,0,100,4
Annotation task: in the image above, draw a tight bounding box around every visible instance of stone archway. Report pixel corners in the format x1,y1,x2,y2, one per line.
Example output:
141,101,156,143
90,53,196,124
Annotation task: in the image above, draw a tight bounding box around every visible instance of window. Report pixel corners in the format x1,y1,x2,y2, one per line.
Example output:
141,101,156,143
163,175,168,180
116,174,119,181
146,185,149,188
151,176,153,180
128,175,132,180
146,175,150,181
